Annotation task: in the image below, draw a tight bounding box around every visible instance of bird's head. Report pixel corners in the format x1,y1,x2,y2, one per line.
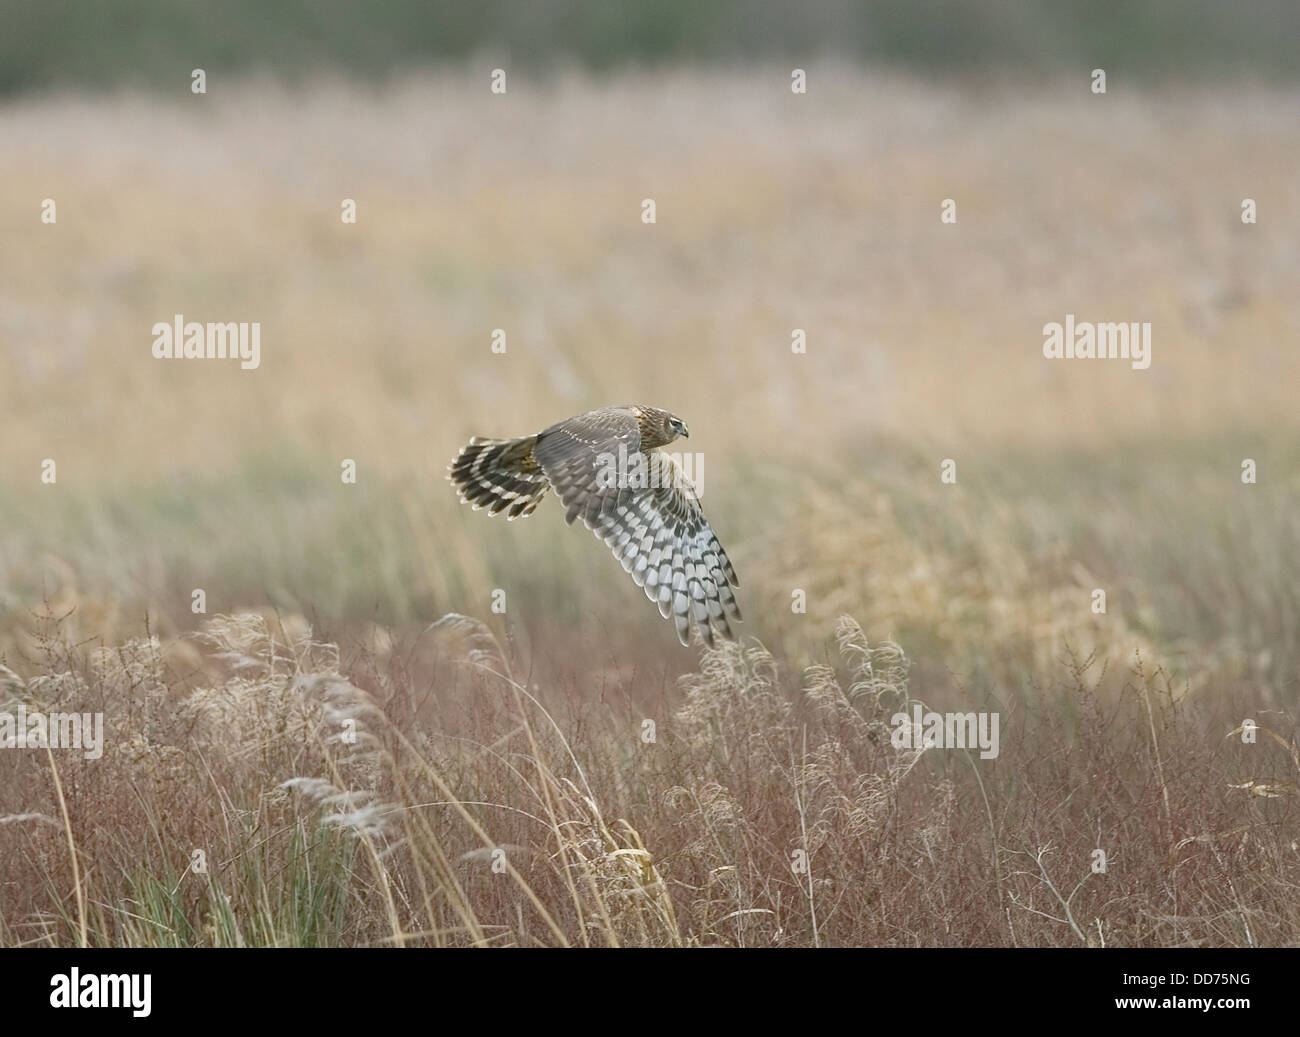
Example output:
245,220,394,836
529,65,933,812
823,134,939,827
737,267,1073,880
636,406,690,448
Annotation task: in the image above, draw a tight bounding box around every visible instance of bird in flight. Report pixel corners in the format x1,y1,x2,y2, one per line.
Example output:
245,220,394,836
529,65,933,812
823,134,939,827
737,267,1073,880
448,405,740,647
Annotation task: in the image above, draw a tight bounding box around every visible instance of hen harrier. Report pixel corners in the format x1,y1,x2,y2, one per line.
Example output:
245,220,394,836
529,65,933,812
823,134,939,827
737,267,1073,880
448,405,740,647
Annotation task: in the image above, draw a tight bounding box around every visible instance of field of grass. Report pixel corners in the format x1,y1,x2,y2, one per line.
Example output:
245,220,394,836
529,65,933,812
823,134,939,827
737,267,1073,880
1,67,1298,946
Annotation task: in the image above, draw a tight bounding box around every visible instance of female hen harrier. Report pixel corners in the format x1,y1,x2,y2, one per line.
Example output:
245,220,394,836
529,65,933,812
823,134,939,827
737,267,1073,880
448,405,740,647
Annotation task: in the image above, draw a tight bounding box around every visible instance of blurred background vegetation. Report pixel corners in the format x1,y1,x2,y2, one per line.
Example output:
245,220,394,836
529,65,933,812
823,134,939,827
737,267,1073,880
2,0,1296,690
4,0,1300,95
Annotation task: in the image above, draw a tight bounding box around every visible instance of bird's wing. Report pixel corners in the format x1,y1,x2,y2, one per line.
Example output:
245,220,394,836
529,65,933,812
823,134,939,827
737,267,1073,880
534,412,740,646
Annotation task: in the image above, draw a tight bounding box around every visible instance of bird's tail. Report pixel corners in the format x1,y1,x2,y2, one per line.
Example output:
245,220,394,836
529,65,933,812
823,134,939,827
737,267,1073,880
447,435,550,519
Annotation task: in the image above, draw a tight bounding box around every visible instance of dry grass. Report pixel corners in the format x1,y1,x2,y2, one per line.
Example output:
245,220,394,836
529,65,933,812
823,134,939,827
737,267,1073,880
2,610,1297,946
1,68,1298,945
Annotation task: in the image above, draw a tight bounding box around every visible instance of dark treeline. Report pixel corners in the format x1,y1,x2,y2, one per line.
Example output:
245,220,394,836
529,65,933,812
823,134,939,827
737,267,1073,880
3,0,1298,94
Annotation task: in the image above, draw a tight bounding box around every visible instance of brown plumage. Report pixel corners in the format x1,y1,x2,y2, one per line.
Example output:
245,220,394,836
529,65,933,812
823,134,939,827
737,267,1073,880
448,405,740,647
